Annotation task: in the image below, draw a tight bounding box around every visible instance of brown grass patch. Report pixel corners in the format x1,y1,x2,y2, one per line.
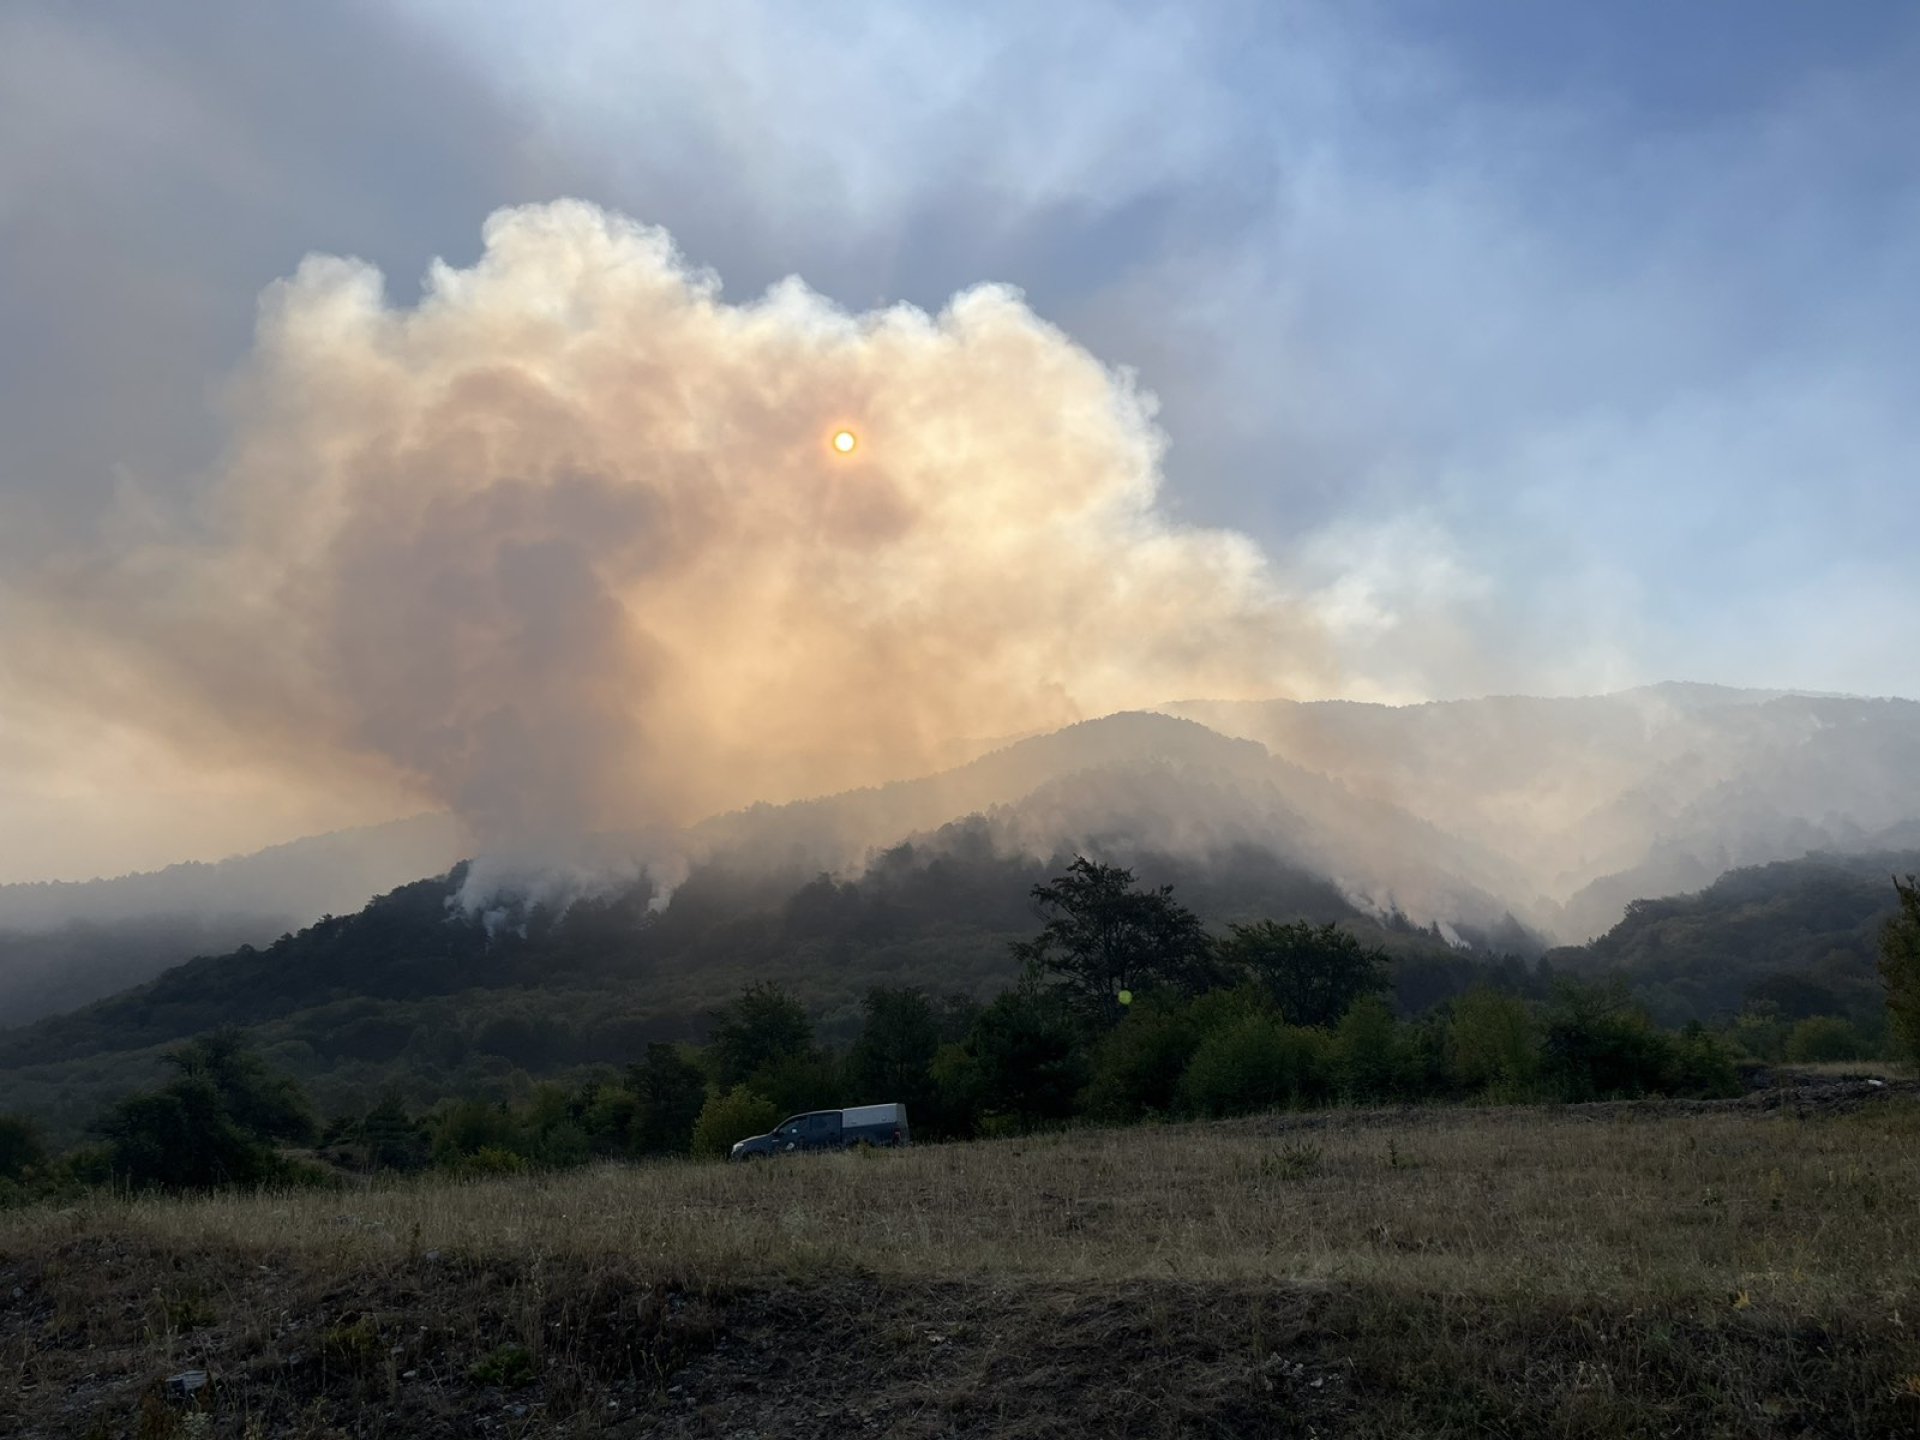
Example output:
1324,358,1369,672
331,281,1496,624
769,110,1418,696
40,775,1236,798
4,1094,1918,1436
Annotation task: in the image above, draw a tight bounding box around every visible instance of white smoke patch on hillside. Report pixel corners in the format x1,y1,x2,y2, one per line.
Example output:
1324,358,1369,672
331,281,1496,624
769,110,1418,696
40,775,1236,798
12,202,1331,871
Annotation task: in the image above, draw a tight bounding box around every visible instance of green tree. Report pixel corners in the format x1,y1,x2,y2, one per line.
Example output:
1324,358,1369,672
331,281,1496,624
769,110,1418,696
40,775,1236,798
94,1032,316,1191
1333,995,1408,1102
965,987,1087,1129
1879,875,1920,1063
625,1043,709,1156
359,1094,429,1172
431,1098,519,1165
692,1085,780,1158
1666,1022,1741,1098
0,1113,47,1183
846,987,942,1105
747,1051,843,1117
1177,1015,1331,1118
1083,992,1202,1120
708,983,815,1089
1219,920,1389,1029
166,1028,315,1144
1448,986,1540,1097
1539,982,1673,1102
97,1077,272,1190
1012,858,1213,1026
1785,1015,1866,1064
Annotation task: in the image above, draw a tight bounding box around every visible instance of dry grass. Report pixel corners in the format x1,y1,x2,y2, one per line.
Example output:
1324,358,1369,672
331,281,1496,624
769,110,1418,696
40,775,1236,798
16,1096,1919,1305
6,1093,1920,1436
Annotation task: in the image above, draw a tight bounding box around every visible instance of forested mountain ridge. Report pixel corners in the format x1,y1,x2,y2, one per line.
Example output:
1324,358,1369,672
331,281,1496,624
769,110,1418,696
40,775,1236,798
1551,849,1915,1032
0,814,468,1025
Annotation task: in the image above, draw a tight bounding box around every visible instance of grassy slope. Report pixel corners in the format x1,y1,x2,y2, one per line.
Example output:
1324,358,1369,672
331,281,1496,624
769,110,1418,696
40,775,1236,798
6,1087,1918,1436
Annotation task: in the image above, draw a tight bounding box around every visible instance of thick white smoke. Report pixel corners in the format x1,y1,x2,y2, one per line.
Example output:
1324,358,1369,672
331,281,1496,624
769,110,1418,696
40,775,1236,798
22,202,1329,854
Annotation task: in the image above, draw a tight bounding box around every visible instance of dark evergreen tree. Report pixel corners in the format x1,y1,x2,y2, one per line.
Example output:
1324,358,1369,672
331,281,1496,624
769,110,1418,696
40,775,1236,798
625,1043,709,1155
1880,875,1920,1062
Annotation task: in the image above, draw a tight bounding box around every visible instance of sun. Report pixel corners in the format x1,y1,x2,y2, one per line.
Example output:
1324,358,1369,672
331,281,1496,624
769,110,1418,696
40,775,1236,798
831,428,858,455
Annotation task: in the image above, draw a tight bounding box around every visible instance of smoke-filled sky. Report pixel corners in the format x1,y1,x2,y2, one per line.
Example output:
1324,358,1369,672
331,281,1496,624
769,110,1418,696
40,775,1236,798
3,0,1918,883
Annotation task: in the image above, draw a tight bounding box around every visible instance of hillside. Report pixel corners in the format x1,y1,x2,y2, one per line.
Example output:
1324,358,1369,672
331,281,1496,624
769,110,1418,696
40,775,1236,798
0,813,467,1025
1552,849,1916,1028
0,825,1511,1143
2,696,1915,1141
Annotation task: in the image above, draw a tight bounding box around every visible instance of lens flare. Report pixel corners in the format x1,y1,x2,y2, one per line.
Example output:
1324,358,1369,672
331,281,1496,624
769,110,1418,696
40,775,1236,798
832,428,858,455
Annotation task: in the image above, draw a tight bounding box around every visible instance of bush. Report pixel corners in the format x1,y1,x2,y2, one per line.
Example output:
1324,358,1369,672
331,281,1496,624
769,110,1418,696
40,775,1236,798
1540,983,1675,1102
1666,1023,1742,1097
1334,996,1410,1102
431,1099,519,1165
462,1146,530,1177
1178,1016,1331,1118
1448,987,1540,1098
1785,1015,1866,1064
93,1034,319,1193
1082,992,1201,1120
692,1085,780,1158
0,1114,47,1183
964,988,1087,1130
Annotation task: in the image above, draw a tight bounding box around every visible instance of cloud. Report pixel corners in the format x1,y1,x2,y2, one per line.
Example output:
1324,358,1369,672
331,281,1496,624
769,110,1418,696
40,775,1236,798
11,202,1331,855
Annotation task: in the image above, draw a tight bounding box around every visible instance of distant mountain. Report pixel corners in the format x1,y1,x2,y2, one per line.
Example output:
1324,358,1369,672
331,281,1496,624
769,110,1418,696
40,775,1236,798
693,710,1544,943
1164,685,1920,940
0,814,468,1025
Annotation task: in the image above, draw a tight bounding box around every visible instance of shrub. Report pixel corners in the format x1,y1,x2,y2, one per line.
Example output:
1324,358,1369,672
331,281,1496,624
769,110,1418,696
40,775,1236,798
0,1113,47,1183
1448,987,1540,1097
1334,996,1409,1102
431,1099,519,1166
964,988,1087,1130
1082,992,1201,1120
462,1146,530,1177
1666,1023,1742,1097
1785,1015,1866,1064
692,1085,780,1158
1540,983,1674,1102
470,1343,538,1388
1730,1003,1790,1063
1178,1015,1330,1117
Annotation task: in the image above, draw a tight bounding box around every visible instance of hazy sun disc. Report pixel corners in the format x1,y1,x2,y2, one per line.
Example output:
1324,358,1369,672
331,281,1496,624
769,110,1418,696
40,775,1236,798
832,429,858,454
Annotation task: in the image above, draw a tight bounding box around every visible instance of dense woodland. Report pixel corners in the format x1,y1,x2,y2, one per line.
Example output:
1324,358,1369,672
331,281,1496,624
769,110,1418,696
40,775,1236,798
0,836,1912,1145
2,852,1915,1202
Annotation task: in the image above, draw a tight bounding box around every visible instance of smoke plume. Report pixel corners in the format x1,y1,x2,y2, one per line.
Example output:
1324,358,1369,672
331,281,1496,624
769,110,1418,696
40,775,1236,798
19,202,1328,854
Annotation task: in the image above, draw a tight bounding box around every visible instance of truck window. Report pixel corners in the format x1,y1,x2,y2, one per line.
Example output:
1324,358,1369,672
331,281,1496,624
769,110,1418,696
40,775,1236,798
809,1113,838,1134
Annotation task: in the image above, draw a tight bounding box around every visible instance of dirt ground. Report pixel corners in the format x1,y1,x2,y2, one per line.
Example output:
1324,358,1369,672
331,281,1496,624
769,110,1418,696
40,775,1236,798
5,1237,1915,1439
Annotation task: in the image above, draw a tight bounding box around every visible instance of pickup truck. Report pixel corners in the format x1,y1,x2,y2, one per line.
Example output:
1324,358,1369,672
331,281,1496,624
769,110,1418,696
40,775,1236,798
729,1103,910,1159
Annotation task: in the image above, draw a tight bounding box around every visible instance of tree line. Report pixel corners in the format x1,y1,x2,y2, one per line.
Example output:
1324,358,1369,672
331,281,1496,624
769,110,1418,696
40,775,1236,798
4,858,1916,1200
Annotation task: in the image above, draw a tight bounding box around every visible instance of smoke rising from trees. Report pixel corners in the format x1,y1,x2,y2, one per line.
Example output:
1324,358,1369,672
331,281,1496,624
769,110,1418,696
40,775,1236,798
11,202,1328,859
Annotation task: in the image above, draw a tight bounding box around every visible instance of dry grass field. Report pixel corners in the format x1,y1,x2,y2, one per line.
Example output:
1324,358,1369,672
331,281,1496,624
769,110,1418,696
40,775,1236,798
6,1081,1920,1437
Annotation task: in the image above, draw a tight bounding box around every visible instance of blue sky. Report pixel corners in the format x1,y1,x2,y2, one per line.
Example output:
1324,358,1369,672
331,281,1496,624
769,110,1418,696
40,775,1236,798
2,0,1919,878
